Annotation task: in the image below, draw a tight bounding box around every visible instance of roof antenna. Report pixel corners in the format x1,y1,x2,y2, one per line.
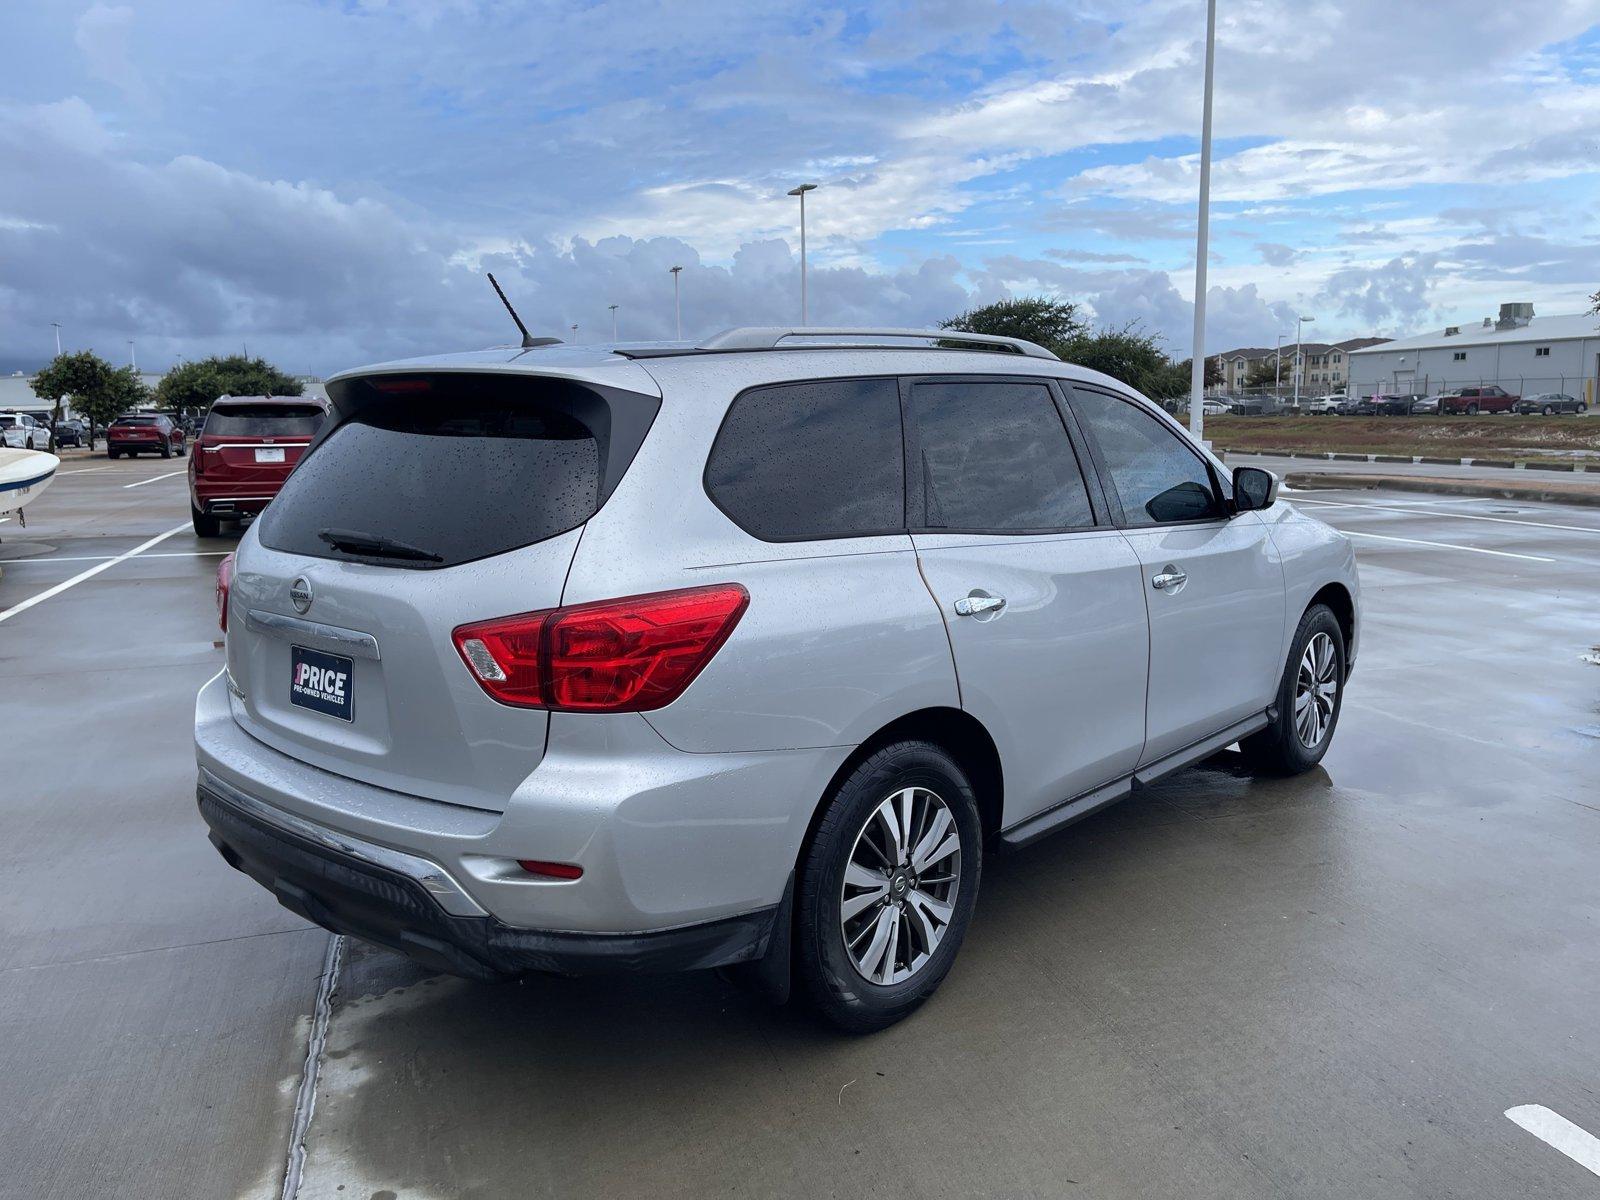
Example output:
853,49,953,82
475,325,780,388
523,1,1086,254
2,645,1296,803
487,273,559,348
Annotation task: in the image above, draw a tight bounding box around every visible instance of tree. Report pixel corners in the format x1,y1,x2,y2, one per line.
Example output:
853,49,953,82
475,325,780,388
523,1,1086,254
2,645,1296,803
79,366,151,436
941,297,1086,350
1058,324,1189,398
1589,289,1599,316
31,351,114,451
155,355,302,419
1245,354,1287,389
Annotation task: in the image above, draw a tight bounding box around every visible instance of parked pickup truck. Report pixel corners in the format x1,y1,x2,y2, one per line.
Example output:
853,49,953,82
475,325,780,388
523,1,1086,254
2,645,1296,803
1440,386,1517,415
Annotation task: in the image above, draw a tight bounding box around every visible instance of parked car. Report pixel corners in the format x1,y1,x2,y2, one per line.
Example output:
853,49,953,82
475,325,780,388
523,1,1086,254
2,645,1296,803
0,411,51,449
188,395,329,536
107,412,186,458
1351,393,1425,416
1302,394,1350,415
1439,385,1517,415
195,327,1360,1032
1410,395,1441,415
51,419,86,448
1513,392,1587,415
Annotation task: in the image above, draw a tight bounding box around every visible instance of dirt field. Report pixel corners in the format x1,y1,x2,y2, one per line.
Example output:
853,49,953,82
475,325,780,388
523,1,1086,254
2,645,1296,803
1206,414,1600,462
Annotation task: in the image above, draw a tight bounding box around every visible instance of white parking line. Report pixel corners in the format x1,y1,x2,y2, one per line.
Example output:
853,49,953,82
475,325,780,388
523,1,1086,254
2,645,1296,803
0,522,189,624
1293,496,1600,536
58,466,113,476
0,550,229,565
123,471,185,489
1342,529,1556,563
1506,1105,1600,1179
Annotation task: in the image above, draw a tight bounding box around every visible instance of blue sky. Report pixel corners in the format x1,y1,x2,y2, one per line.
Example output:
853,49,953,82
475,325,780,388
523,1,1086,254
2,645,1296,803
3,0,1598,375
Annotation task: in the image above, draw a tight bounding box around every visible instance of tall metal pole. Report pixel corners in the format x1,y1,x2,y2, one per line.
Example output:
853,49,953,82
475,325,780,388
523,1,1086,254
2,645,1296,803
609,304,619,341
1275,333,1285,394
1294,315,1314,406
787,183,817,325
670,266,683,339
128,339,136,371
1188,0,1217,442
52,323,62,357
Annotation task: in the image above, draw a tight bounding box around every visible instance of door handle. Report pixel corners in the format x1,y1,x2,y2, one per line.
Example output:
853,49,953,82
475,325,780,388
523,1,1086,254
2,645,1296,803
1151,568,1187,591
954,594,1006,616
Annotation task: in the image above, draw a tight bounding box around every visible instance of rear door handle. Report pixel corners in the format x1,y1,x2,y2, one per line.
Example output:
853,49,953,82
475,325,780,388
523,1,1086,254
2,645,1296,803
954,594,1006,616
1151,569,1187,591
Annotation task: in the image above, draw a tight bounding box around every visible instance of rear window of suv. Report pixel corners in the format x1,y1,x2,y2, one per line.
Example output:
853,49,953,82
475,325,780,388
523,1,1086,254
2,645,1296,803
204,403,325,438
258,374,657,570
113,416,162,426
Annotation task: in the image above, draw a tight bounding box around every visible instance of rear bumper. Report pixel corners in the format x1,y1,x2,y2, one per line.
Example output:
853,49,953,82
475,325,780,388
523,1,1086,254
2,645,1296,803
198,766,783,978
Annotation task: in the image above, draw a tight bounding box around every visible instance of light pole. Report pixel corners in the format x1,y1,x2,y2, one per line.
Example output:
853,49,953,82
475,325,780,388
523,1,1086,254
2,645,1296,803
609,304,619,341
1294,315,1315,407
51,323,62,357
1187,0,1217,442
570,323,579,343
1274,333,1285,395
128,339,136,371
787,183,818,326
669,266,683,339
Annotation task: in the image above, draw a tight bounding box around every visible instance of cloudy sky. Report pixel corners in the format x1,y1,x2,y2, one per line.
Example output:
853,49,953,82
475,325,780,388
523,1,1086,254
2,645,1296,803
3,0,1599,376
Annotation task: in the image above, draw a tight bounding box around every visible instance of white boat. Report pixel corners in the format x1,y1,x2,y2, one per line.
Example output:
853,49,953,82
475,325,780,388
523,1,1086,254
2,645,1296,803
0,447,59,524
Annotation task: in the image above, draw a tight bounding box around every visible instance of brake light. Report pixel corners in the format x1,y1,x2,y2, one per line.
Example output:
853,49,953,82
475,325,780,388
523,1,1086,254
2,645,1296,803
216,552,235,633
452,584,749,712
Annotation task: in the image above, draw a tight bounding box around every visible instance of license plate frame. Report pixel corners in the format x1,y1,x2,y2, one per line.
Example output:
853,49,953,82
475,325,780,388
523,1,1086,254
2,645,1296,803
255,446,287,464
289,644,354,722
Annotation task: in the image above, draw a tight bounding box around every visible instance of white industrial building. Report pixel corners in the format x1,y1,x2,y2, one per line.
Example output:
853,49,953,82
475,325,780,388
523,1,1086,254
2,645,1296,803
1347,304,1600,403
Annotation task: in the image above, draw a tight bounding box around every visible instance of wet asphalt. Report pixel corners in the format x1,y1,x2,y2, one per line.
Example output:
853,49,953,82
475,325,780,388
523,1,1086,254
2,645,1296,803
1,454,1597,1199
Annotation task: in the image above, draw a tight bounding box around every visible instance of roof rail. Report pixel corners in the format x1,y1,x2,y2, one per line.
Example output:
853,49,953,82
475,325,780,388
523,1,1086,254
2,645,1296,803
693,326,1060,361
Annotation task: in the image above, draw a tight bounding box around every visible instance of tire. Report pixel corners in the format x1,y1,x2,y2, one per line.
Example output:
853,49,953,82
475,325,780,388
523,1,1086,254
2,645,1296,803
795,740,983,1034
108,449,120,459
1579,404,1588,414
176,442,187,457
1466,403,1478,415
1240,604,1346,776
191,504,221,538
1543,406,1554,416
160,443,172,459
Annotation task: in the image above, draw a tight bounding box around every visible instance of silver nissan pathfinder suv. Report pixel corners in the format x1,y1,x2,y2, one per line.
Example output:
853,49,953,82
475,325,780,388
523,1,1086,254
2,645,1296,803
196,326,1359,1032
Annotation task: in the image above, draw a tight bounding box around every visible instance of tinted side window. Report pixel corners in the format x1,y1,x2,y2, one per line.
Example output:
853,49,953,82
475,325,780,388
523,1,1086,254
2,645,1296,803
1070,388,1225,526
705,378,904,540
909,381,1093,531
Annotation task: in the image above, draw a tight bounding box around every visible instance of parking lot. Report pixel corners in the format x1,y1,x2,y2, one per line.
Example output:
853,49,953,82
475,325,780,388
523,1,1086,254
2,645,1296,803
3,453,1598,1199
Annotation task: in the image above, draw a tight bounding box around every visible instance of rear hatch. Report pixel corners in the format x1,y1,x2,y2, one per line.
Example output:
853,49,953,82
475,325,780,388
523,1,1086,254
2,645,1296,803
197,400,326,487
225,368,660,812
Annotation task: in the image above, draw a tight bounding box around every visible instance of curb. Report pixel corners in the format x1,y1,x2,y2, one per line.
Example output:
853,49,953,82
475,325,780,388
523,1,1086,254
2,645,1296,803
1220,449,1596,472
1283,471,1600,508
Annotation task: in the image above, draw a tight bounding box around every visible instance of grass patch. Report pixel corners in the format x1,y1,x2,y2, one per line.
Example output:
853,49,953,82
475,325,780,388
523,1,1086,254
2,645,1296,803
1207,415,1600,461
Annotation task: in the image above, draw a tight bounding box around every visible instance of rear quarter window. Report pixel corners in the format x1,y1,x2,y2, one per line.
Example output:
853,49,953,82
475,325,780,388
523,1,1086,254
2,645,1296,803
704,377,905,541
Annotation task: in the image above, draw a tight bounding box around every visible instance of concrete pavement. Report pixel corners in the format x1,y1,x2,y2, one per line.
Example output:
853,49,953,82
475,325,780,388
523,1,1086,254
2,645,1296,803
2,460,1597,1199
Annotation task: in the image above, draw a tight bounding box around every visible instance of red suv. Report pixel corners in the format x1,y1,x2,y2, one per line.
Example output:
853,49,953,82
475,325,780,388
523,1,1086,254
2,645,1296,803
108,413,187,458
1439,386,1517,415
188,395,328,536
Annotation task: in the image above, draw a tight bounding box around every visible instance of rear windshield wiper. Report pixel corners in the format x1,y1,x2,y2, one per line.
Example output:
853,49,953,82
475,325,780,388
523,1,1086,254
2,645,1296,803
317,527,443,563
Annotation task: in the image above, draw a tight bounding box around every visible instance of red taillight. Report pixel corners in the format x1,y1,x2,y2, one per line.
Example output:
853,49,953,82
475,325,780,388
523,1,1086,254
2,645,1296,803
371,378,432,394
517,860,583,880
452,584,749,713
216,552,235,633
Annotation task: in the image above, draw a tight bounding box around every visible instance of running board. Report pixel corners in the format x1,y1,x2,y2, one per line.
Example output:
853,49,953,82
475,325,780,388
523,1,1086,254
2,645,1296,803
999,711,1272,851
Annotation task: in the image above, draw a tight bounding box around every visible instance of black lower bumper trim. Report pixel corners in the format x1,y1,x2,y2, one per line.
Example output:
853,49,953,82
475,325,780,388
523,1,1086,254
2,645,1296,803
197,781,780,979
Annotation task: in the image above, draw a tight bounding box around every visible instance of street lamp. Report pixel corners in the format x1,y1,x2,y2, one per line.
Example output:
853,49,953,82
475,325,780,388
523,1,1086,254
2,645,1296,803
570,323,579,343
608,304,619,341
128,339,136,371
51,322,62,357
787,183,818,326
1294,315,1315,407
1275,333,1286,394
669,265,683,339
1187,0,1217,442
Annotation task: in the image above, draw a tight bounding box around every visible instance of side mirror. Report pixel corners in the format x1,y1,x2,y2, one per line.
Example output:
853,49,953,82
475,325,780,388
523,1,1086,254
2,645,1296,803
1232,466,1278,512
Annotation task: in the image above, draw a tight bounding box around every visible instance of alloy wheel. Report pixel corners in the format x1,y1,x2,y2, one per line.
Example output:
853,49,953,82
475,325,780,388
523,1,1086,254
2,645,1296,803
840,787,962,986
1294,631,1338,748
